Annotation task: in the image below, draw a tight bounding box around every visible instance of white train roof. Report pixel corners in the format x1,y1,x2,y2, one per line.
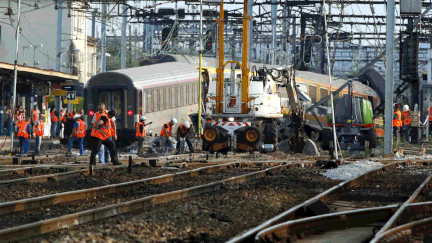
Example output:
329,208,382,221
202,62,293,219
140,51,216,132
86,62,199,90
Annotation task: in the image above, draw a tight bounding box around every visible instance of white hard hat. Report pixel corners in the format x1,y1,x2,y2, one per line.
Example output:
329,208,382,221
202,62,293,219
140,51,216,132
171,118,177,124
74,114,81,119
140,116,146,120
403,105,410,112
184,121,190,128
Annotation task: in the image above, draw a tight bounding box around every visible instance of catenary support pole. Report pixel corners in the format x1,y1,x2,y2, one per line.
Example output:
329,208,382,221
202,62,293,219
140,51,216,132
92,10,96,38
121,3,127,69
198,0,203,137
384,0,395,155
271,0,277,65
10,0,21,152
248,0,253,63
56,0,63,72
322,0,338,159
100,2,107,73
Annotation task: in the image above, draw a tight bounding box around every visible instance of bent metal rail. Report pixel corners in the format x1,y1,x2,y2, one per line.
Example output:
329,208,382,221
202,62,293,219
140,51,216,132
254,170,432,242
0,162,306,242
227,160,432,243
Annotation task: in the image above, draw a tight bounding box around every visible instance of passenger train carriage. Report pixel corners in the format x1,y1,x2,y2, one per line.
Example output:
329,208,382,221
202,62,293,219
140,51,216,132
84,62,199,147
84,55,382,147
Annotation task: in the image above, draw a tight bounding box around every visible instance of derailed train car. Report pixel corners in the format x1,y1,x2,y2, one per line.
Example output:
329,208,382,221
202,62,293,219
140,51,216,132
84,62,199,147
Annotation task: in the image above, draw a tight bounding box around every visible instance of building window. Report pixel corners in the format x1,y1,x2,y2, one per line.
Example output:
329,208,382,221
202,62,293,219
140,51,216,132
309,85,317,103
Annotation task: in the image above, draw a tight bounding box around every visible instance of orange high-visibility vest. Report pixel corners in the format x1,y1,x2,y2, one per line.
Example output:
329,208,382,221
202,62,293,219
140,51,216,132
136,122,145,137
17,121,30,139
108,119,115,137
14,113,23,127
160,123,172,137
50,110,58,122
402,111,411,125
32,110,38,122
74,120,86,138
393,110,402,127
34,119,44,136
90,112,110,140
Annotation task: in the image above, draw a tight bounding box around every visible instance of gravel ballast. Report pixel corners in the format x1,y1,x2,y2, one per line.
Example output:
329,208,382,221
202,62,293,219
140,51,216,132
23,167,340,243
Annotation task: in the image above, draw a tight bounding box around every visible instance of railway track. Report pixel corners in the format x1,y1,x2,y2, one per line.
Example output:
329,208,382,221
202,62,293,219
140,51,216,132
229,161,432,243
0,160,311,242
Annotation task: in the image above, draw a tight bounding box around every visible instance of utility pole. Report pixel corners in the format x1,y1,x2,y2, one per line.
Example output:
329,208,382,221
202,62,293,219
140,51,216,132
291,15,296,68
198,0,203,137
248,0,253,64
271,0,277,65
121,3,127,69
100,3,107,73
56,0,63,72
129,25,132,68
11,0,21,152
92,9,96,38
384,0,395,155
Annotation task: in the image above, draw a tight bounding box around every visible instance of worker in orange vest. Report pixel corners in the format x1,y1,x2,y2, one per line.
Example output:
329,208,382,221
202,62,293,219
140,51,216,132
136,116,152,155
159,118,177,153
34,114,44,155
89,104,120,166
176,121,194,154
13,107,23,135
17,118,31,154
68,114,86,156
31,104,39,136
402,105,411,143
50,107,59,138
393,104,402,140
100,110,117,163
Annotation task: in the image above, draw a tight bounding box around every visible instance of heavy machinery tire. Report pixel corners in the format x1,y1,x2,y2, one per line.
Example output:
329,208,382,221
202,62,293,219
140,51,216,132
264,122,278,145
321,129,333,150
367,127,378,149
244,127,260,144
203,126,219,143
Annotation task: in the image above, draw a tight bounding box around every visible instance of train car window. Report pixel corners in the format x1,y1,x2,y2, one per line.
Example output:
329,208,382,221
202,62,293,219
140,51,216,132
319,88,329,106
188,83,194,105
146,90,151,113
172,86,176,108
157,88,163,111
153,89,158,112
194,83,197,104
309,85,317,103
177,86,182,107
162,88,166,110
368,96,375,109
181,85,185,106
166,87,170,109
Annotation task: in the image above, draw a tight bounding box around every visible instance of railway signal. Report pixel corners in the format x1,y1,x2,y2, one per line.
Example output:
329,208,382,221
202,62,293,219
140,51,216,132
205,30,212,52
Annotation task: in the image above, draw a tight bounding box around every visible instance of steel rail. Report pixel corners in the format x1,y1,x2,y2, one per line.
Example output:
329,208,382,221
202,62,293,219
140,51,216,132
372,216,432,243
255,205,398,242
256,200,432,242
0,166,125,187
370,173,432,242
0,163,292,242
0,165,90,177
0,161,293,216
227,162,404,243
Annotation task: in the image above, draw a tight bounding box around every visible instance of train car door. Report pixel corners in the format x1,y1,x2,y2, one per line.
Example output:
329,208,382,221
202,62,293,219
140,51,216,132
99,90,123,129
